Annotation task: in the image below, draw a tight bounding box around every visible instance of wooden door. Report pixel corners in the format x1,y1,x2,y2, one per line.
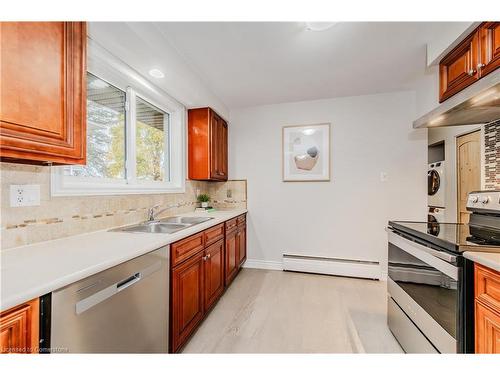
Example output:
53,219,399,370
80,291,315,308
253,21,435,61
457,130,481,224
237,225,247,266
0,299,39,354
171,253,204,352
225,229,238,286
0,22,86,165
475,301,500,353
439,30,479,102
203,239,224,311
479,22,500,77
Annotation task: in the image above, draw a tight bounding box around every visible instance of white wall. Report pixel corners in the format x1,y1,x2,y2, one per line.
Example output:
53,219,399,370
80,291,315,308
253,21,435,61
428,125,484,222
229,91,427,273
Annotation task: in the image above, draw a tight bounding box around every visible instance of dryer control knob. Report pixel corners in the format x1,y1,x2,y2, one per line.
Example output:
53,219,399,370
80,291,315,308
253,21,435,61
470,196,479,203
481,196,490,204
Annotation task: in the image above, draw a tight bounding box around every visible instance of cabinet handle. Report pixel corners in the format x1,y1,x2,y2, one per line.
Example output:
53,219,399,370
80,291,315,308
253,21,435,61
477,63,485,70
468,69,476,76
202,255,208,261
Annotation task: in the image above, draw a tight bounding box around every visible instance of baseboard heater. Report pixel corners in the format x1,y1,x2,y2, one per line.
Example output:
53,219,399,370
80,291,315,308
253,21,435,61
282,254,381,280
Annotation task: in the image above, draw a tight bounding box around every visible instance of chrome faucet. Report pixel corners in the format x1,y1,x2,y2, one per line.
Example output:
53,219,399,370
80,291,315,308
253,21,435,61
147,205,169,222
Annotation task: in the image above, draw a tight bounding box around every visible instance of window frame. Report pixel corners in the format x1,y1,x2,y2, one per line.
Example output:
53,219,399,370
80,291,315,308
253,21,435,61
51,39,186,196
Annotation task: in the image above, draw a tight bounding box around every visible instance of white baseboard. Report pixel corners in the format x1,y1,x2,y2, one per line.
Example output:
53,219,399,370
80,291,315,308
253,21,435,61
283,254,381,280
242,259,283,270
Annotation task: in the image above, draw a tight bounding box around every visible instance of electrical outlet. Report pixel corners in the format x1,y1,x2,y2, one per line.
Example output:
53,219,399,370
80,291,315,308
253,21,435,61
227,189,232,198
380,172,388,182
10,184,41,207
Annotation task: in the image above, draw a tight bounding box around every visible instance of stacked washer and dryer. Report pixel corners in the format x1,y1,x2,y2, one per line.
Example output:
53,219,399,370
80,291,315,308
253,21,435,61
428,161,445,223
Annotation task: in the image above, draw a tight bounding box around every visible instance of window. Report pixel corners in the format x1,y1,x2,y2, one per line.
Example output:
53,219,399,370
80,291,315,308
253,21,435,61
52,42,185,196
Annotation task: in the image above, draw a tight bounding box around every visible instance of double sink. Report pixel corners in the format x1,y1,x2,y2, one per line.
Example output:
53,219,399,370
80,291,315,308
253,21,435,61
111,216,214,234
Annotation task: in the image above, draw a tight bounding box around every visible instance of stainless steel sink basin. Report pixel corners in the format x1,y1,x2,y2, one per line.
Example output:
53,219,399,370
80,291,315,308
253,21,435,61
111,216,214,234
158,216,213,225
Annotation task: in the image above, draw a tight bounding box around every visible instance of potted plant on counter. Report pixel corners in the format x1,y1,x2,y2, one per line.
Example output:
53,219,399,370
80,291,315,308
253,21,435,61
197,193,211,209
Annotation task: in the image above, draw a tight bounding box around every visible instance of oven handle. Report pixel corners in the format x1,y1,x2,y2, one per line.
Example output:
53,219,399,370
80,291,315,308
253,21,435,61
387,228,458,280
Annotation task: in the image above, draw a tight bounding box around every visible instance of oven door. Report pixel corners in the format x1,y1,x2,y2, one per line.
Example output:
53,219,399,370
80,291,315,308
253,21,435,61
387,230,459,353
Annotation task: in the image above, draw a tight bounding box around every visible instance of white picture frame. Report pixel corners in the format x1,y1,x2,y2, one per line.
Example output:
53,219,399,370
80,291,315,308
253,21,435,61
282,123,330,182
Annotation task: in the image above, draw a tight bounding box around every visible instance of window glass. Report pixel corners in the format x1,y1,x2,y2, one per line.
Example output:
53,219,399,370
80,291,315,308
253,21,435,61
64,73,126,179
135,97,169,182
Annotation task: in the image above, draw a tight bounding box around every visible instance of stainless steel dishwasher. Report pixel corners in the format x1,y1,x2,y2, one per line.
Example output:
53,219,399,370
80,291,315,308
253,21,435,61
50,246,169,353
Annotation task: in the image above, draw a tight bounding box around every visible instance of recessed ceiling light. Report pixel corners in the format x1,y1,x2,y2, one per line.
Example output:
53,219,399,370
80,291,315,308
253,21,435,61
305,22,337,32
149,68,165,78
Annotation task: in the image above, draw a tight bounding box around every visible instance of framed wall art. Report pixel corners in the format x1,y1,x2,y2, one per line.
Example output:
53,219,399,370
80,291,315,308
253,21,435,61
282,123,330,182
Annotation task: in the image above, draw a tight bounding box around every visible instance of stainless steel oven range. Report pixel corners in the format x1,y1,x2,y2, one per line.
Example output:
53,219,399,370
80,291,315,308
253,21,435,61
387,191,500,353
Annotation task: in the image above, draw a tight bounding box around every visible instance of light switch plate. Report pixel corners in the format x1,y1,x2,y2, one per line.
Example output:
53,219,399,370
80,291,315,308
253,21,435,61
10,184,41,207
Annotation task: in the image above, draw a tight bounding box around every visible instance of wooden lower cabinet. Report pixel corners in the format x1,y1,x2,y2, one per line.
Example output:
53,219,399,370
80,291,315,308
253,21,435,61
0,299,39,354
474,263,500,353
204,239,225,311
171,252,205,353
475,301,500,353
170,215,247,352
237,223,247,266
225,228,238,286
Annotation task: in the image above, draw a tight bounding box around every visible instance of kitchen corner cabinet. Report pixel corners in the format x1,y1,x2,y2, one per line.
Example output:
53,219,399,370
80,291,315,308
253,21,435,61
188,107,228,181
474,263,500,353
0,299,39,354
170,216,246,352
0,22,87,165
439,22,500,102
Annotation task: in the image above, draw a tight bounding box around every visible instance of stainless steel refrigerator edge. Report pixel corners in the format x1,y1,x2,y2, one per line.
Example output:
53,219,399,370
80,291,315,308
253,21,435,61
50,246,169,353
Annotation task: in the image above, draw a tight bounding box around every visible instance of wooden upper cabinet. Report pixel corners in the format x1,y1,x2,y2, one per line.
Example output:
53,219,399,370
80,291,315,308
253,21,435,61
0,22,87,165
479,22,500,77
439,22,500,103
439,30,479,102
188,107,228,181
1,299,39,354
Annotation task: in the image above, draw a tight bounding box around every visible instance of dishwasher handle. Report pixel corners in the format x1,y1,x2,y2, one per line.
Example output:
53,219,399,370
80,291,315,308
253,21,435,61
117,273,141,292
75,260,161,315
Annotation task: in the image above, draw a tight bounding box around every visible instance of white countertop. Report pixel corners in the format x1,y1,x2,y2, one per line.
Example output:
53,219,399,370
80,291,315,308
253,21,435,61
0,209,247,311
464,251,500,272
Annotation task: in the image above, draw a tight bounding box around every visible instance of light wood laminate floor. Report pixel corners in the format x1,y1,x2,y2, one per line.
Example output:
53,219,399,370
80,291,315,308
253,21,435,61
182,268,403,353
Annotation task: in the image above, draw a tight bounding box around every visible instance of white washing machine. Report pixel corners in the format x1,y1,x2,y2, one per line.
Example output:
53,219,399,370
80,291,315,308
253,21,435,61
428,206,445,223
428,161,445,208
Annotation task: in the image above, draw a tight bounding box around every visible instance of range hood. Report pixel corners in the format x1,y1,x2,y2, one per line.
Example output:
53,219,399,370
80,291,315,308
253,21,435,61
413,69,500,128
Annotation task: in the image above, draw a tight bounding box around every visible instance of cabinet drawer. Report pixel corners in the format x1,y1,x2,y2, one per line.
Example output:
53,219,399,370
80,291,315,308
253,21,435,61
171,232,205,267
225,218,238,233
237,214,246,227
204,224,224,246
475,263,500,313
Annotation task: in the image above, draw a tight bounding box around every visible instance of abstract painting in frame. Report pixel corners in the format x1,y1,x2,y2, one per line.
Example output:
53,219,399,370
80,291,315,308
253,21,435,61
282,123,330,182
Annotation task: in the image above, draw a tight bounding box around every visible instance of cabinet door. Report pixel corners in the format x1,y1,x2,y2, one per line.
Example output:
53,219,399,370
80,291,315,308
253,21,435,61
0,299,39,354
439,30,479,102
225,229,238,286
475,301,500,354
204,239,225,311
0,22,86,165
171,253,204,352
237,225,247,266
479,22,500,77
209,112,228,181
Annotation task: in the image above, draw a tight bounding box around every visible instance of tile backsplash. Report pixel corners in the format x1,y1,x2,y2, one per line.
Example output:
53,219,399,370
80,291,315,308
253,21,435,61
0,162,246,250
484,119,500,190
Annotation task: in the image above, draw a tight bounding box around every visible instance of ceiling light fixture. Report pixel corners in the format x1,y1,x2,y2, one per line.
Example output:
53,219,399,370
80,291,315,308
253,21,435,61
304,22,337,32
149,68,165,78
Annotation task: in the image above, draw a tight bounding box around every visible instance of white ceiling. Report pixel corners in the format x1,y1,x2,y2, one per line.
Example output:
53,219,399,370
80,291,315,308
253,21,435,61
155,22,457,109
